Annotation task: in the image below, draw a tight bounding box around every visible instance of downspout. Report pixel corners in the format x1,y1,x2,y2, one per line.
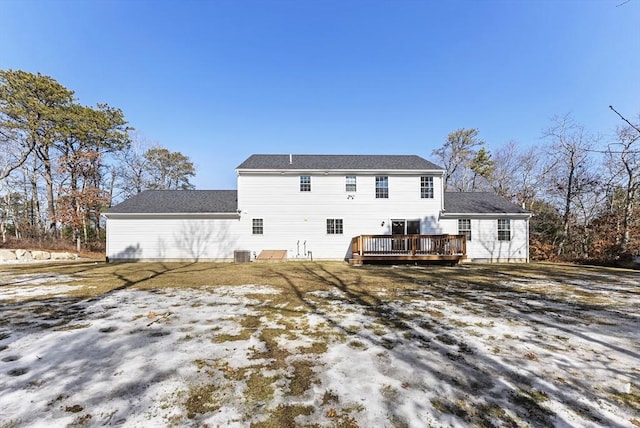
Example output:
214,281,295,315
526,216,530,263
440,171,446,212
103,213,110,263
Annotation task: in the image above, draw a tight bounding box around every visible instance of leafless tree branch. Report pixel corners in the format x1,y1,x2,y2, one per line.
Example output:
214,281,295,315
609,105,640,134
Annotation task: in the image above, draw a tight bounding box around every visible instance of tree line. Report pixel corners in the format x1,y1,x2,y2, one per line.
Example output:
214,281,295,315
432,114,640,263
1,69,638,262
0,69,196,250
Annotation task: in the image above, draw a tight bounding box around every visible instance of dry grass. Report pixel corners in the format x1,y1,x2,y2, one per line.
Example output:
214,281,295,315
3,259,637,301
2,260,639,426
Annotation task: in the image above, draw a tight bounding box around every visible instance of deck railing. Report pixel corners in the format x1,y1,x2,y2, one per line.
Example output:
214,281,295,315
351,234,466,258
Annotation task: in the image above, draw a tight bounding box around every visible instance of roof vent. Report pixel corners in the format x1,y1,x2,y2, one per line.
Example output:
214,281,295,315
289,154,293,164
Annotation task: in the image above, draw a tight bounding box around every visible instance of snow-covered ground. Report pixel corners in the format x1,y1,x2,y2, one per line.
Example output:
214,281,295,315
0,267,638,427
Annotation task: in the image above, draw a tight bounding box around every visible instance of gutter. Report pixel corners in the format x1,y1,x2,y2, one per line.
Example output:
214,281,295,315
440,212,532,219
102,212,241,219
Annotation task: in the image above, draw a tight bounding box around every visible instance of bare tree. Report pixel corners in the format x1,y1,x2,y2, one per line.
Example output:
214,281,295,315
489,141,541,208
112,133,152,202
542,114,597,257
605,119,640,253
573,169,607,259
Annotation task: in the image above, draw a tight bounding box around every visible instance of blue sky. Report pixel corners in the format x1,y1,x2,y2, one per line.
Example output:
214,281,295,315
2,0,639,189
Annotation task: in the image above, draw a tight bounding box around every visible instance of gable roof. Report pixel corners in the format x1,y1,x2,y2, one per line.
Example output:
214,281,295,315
105,190,238,214
444,192,529,214
237,154,443,171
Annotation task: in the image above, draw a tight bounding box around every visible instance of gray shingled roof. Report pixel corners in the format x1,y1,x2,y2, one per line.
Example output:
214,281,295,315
444,192,529,214
237,154,443,170
106,190,238,214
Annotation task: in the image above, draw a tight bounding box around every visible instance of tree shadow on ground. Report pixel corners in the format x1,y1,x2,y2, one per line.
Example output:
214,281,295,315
266,262,638,427
1,261,637,427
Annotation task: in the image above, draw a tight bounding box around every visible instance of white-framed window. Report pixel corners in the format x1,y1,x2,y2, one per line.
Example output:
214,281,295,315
375,176,388,199
458,218,471,241
345,175,357,192
421,176,434,199
300,175,311,192
498,218,510,241
252,218,263,235
326,218,343,234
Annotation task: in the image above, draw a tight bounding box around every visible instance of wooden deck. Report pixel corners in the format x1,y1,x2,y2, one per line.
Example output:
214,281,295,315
349,234,466,265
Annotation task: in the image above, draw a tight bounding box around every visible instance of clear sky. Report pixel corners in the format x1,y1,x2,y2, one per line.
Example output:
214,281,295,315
2,0,639,189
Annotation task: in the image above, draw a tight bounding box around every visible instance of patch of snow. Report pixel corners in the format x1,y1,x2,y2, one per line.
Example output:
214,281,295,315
0,284,82,301
1,270,639,427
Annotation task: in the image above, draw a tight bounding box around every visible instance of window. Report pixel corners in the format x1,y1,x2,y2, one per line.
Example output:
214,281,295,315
458,219,471,241
421,176,434,199
345,175,357,192
326,218,343,234
375,176,388,199
498,219,510,241
252,218,263,235
300,175,311,192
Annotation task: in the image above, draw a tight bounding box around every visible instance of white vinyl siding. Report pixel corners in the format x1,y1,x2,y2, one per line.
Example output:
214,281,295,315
236,173,444,259
439,216,529,262
106,217,243,261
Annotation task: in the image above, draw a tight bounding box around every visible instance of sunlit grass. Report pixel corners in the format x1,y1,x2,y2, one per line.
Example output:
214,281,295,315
2,260,637,303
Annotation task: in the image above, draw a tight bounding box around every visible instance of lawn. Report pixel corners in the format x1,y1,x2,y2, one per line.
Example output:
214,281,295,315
1,261,639,427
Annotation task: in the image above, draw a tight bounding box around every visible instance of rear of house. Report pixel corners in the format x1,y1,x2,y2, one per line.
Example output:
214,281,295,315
104,154,530,263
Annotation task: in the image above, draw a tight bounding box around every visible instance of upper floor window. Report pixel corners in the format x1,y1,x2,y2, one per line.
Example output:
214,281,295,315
252,218,264,235
498,218,510,241
300,175,311,192
345,176,357,192
375,176,388,199
458,218,471,241
326,218,343,234
421,176,434,199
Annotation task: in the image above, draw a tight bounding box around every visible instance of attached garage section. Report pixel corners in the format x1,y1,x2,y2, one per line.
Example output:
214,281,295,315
106,215,242,261
104,190,241,262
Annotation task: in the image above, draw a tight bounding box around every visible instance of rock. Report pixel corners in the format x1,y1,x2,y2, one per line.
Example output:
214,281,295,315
50,252,76,260
0,249,17,261
14,249,32,260
30,250,51,260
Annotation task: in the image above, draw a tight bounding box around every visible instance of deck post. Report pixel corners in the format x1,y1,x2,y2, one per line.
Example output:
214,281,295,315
462,235,466,258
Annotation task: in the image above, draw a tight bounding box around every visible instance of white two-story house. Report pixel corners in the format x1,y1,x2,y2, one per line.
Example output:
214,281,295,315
104,154,530,263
